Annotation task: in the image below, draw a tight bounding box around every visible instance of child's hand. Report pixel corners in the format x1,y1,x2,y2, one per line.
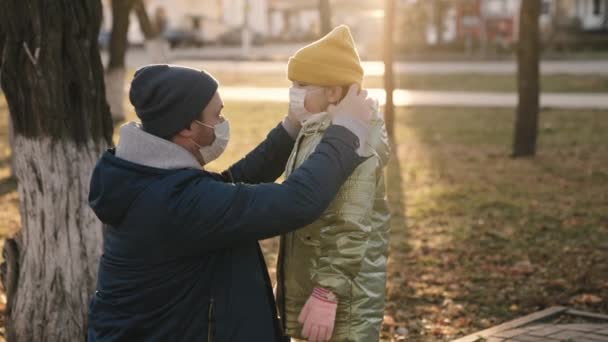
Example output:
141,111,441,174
298,287,338,342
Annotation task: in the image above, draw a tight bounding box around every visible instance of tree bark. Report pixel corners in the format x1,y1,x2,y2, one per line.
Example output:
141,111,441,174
384,0,396,140
0,24,4,67
0,0,113,340
513,0,541,157
319,0,332,36
106,0,137,122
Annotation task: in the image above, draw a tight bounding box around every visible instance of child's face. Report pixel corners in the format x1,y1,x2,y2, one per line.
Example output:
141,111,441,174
292,82,345,114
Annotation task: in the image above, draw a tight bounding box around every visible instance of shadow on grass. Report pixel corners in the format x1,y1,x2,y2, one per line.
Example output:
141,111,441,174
386,140,409,247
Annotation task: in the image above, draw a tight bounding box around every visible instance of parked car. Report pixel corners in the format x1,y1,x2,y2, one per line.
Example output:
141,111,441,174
163,28,204,49
217,27,265,46
98,29,111,50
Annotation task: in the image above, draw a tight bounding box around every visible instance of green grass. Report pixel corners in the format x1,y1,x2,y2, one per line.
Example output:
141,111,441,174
1,92,607,341
211,73,608,93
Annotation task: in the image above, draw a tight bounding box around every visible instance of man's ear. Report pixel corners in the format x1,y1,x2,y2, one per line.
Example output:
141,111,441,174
176,124,195,138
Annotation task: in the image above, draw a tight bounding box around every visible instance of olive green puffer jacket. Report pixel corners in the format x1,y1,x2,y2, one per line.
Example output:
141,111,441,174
276,107,391,342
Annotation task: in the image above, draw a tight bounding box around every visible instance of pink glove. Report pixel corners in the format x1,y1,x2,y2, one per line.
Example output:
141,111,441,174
298,287,338,342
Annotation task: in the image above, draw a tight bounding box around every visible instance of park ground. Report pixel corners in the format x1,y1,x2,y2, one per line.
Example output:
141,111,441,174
0,72,607,341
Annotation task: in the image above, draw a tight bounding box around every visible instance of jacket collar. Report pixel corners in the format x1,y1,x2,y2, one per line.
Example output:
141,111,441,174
301,112,332,135
299,104,391,167
115,121,201,170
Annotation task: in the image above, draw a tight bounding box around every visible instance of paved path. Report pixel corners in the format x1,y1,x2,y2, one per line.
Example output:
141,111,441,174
219,87,608,109
105,49,608,76
179,60,608,76
468,323,608,342
453,307,608,342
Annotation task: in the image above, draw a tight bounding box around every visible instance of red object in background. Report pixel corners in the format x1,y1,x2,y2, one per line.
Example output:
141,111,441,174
455,0,516,44
487,17,515,43
457,0,483,37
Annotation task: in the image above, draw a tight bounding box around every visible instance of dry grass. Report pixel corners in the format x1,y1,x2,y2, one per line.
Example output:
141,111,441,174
383,106,607,340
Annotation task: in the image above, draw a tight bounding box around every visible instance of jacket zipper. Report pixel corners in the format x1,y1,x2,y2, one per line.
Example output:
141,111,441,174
208,298,215,342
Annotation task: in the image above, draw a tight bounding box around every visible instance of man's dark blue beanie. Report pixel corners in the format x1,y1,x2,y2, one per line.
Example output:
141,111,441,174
129,64,219,139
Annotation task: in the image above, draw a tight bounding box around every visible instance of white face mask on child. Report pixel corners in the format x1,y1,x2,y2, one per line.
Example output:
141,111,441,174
289,86,324,124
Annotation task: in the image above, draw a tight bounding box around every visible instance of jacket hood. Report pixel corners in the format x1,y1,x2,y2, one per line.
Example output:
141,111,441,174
88,122,200,226
88,151,170,226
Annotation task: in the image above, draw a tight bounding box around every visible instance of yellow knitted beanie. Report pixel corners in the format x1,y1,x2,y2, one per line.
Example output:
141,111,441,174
287,25,364,87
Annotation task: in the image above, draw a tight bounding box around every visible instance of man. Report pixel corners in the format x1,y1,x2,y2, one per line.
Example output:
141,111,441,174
87,64,375,341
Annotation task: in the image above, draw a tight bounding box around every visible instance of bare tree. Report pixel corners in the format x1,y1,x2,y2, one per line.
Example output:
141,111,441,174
319,0,333,36
604,0,608,27
134,0,158,39
513,0,541,157
242,0,252,57
0,0,113,340
0,23,4,67
106,0,137,123
134,0,169,63
384,0,396,139
432,0,448,46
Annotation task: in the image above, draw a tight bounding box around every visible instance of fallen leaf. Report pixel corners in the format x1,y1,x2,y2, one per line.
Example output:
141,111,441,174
383,315,396,326
396,327,409,336
570,294,603,305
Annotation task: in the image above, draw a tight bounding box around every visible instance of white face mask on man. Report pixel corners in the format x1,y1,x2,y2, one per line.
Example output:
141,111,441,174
191,119,230,164
289,86,324,124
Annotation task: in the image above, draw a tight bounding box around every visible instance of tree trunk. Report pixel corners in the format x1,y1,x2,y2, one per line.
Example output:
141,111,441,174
134,0,169,64
0,23,4,66
0,25,4,69
604,0,608,27
242,0,252,57
513,0,541,157
134,0,158,40
319,0,332,36
0,0,113,340
106,0,137,122
108,0,135,70
433,0,445,46
384,0,396,139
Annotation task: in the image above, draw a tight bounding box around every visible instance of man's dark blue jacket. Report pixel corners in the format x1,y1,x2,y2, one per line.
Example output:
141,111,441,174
87,122,363,341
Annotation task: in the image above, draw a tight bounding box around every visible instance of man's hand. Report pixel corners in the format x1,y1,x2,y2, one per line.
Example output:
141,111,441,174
298,287,338,342
328,84,374,124
329,84,376,157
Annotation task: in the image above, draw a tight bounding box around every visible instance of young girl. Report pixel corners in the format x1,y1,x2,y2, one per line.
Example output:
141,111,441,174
276,25,391,342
